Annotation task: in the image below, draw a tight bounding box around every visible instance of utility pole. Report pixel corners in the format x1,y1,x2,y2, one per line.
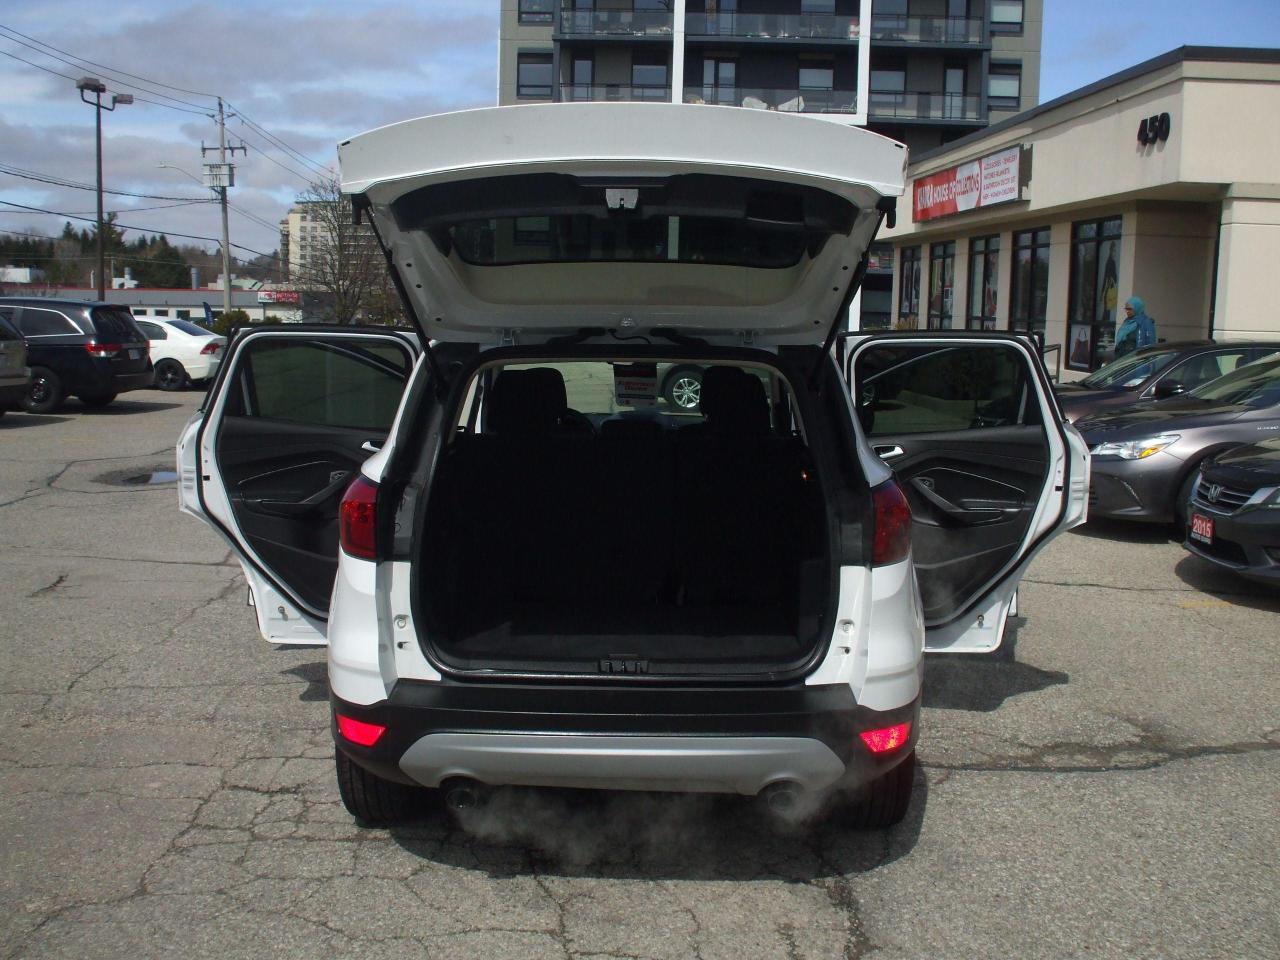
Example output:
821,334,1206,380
76,78,131,301
202,98,246,318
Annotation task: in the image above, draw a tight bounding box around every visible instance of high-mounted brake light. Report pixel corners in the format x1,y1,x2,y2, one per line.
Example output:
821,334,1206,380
338,475,379,560
859,721,912,754
84,341,121,358
871,480,912,566
336,713,386,747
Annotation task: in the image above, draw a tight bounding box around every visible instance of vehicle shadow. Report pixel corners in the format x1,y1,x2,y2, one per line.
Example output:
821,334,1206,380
282,661,329,702
1069,517,1178,544
923,653,1068,713
388,769,927,880
73,400,183,414
1173,554,1280,613
0,414,73,429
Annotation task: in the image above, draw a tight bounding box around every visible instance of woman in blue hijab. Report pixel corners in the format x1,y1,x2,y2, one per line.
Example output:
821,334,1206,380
1114,295,1156,358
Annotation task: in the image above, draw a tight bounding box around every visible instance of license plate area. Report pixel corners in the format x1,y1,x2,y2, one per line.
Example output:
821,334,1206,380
1190,513,1214,544
128,348,141,360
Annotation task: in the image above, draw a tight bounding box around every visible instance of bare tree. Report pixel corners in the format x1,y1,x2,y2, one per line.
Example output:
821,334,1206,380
293,175,396,325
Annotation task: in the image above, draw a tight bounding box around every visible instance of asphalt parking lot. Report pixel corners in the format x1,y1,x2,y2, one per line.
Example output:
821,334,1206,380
0,390,1276,960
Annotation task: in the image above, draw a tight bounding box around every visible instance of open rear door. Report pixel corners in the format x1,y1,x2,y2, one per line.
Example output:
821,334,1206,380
178,327,419,644
845,333,1088,653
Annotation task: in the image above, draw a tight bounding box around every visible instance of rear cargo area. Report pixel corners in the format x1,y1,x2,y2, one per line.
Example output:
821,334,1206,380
417,366,832,676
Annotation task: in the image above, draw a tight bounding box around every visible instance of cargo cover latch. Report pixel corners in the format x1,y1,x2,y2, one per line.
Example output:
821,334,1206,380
600,657,649,674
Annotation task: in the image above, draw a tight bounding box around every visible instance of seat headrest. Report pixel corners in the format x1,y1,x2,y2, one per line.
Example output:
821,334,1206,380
488,368,568,434
699,366,770,435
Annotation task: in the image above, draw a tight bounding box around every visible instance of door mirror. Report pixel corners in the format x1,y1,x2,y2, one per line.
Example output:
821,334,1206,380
1153,378,1186,399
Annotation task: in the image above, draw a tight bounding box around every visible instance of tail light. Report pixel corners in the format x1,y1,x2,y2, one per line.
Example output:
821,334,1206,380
84,341,121,358
859,721,912,754
335,713,386,747
339,475,379,560
871,480,912,566
199,341,221,355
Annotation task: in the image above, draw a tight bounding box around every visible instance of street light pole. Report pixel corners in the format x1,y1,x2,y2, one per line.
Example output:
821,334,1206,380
76,77,131,302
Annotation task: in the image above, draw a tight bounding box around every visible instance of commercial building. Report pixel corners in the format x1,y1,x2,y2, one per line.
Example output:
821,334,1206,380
882,46,1280,374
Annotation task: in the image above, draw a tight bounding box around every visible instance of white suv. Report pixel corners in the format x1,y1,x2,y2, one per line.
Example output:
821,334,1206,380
179,104,1088,829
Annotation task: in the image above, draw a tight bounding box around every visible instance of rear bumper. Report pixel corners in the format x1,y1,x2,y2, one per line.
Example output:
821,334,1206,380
333,680,919,796
0,380,28,407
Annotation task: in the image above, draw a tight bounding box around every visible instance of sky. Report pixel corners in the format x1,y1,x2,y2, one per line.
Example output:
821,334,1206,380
2,1,1279,266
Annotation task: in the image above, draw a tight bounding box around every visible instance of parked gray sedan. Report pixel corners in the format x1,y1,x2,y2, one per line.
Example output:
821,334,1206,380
1079,352,1280,524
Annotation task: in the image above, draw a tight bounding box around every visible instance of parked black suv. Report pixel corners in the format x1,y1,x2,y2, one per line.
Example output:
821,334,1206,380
0,298,153,412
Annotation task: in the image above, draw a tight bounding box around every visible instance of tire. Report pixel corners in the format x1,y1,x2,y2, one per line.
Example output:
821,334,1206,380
335,749,423,826
845,750,916,830
79,392,117,408
154,359,188,392
662,365,704,411
22,366,64,414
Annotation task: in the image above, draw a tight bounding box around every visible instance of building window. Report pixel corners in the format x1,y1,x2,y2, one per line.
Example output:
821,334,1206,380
517,53,553,99
570,55,594,101
154,308,170,317
988,64,1021,109
1010,227,1050,336
801,0,836,13
967,235,999,330
702,56,737,105
898,246,922,326
176,310,191,320
991,0,1023,32
631,53,668,96
870,66,906,114
927,240,956,329
518,0,554,24
1068,216,1123,371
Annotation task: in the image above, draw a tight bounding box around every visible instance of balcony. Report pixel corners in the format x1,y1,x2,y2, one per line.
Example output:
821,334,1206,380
869,90,982,122
685,12,859,42
557,8,674,38
560,84,672,102
870,15,985,46
683,87,858,115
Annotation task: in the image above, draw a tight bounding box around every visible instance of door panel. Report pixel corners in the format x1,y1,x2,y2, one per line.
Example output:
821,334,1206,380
190,329,418,636
845,334,1082,652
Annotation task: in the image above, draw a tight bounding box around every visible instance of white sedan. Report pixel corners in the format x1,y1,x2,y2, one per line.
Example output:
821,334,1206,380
134,317,225,391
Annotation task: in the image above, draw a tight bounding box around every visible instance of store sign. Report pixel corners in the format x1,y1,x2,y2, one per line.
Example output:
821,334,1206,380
256,289,301,305
912,145,1028,223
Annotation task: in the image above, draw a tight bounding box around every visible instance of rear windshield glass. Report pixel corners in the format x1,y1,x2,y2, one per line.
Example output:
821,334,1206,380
455,360,798,436
169,319,213,336
1080,348,1179,389
90,307,144,342
394,172,856,270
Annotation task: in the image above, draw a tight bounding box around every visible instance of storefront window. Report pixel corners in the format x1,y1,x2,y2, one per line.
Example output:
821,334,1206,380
1010,227,1050,335
1067,216,1122,371
967,235,999,330
928,240,956,329
898,246,921,327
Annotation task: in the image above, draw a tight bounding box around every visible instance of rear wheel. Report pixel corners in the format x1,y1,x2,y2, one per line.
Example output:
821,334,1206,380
335,750,424,826
154,359,188,391
22,367,64,414
845,750,916,830
79,392,117,408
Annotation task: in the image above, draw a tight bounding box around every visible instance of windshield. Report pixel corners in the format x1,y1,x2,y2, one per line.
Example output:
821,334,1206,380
1188,355,1280,406
1080,348,1179,388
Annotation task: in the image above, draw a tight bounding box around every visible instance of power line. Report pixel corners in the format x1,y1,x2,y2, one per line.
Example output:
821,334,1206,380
0,164,211,202
226,102,335,176
0,200,279,260
0,26,215,112
0,45,78,82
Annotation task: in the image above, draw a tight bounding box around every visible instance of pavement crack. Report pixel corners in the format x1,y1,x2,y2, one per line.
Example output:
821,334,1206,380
27,573,67,597
923,734,1279,775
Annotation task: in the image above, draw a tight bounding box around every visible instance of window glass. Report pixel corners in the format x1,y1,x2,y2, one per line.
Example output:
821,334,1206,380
801,0,836,14
799,64,834,90
1188,355,1280,407
235,338,411,430
854,343,1037,437
870,68,906,91
898,246,921,326
0,308,17,340
1010,227,1050,335
154,309,170,317
632,55,668,89
137,321,167,341
16,307,78,337
518,0,555,24
988,67,1021,101
1067,216,1122,371
517,53,553,99
991,0,1023,25
1080,349,1180,389
966,235,999,330
176,310,191,320
170,319,211,336
1162,351,1254,391
927,241,956,329
91,307,144,342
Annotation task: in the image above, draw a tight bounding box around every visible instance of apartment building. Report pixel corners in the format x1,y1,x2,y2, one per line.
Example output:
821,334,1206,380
497,0,1042,326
